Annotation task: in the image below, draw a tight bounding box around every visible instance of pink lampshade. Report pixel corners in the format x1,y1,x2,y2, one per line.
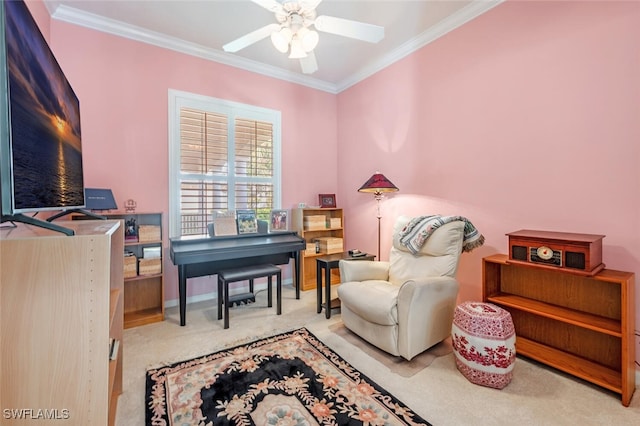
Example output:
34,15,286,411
358,172,399,195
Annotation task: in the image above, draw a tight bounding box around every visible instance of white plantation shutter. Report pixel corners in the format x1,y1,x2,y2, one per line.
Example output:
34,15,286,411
168,91,281,237
180,109,228,176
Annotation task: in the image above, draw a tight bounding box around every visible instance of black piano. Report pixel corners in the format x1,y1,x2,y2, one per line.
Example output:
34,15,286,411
170,231,305,326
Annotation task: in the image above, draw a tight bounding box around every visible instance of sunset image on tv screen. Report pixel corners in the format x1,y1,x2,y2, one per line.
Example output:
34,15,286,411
5,0,83,211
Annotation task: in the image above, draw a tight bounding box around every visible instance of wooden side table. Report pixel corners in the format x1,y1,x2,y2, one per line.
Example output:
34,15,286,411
316,252,375,319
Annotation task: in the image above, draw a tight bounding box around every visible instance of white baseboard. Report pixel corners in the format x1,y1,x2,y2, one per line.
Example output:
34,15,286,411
164,291,214,308
164,277,295,308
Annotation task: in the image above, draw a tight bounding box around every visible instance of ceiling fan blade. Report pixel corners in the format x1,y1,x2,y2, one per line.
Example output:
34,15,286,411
299,51,318,74
223,23,280,53
251,0,284,13
314,15,384,43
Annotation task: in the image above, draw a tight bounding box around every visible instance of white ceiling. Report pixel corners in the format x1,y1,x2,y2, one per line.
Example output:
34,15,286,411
44,0,503,93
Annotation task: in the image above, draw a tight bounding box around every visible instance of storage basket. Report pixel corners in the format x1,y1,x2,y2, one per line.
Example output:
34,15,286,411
304,215,326,231
138,225,161,242
315,237,343,254
305,243,317,255
327,218,342,228
139,258,162,275
124,255,137,278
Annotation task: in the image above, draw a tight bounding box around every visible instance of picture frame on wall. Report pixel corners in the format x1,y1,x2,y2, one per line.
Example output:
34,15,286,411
319,194,336,208
269,209,289,232
236,209,258,234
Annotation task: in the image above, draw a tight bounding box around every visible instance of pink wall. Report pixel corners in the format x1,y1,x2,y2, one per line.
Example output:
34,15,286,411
47,15,338,301
338,0,640,356
29,1,639,362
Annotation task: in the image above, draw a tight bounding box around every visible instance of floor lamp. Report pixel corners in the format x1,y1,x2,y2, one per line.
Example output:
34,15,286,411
358,172,399,260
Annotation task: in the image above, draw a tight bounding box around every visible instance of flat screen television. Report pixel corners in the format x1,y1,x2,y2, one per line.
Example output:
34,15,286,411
0,0,97,235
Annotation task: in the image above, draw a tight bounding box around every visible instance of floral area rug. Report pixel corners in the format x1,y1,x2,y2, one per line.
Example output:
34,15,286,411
146,328,431,425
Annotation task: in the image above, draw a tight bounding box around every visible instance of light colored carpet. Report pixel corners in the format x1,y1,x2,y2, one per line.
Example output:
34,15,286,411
117,284,640,425
329,322,452,378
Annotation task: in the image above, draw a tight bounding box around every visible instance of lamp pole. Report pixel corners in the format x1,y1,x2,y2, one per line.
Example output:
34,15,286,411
375,191,383,260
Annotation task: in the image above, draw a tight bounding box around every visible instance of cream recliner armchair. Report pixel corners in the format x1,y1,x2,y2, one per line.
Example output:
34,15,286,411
337,216,465,360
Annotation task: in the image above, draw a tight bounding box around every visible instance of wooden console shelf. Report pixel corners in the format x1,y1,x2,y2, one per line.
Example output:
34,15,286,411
482,254,635,406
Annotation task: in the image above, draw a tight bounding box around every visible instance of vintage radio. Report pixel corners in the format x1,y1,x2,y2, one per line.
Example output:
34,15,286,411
507,230,605,275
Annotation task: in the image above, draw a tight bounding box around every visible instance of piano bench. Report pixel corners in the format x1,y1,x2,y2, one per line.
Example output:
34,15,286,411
217,264,282,329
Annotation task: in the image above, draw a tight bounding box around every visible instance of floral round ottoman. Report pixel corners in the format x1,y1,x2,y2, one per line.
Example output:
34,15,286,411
451,301,516,389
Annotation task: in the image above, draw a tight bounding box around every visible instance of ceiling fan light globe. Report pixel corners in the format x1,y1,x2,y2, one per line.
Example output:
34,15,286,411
301,29,319,52
288,39,307,59
271,28,292,53
297,26,309,38
281,27,293,41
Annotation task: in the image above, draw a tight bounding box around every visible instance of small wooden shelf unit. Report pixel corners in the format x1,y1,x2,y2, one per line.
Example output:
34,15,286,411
74,212,165,328
107,212,165,328
482,254,635,406
291,208,344,291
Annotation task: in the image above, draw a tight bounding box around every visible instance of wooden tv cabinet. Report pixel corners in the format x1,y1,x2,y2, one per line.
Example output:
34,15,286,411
0,220,124,424
482,254,635,406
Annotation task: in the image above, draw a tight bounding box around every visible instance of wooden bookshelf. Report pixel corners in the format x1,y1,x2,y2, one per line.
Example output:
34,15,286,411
291,208,345,291
482,254,635,406
76,212,165,328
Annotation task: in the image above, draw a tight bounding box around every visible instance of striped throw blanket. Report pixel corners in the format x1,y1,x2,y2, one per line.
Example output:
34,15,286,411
399,215,485,254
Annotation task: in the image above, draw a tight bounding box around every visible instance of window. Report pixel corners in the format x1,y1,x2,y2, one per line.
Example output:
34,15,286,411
168,90,281,237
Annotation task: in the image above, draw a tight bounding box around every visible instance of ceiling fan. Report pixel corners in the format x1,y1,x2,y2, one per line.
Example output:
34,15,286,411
222,0,384,74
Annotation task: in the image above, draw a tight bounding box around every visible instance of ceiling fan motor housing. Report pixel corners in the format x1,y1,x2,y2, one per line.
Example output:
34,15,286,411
276,2,316,29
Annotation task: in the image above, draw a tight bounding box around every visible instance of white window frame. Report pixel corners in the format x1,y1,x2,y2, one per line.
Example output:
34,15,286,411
168,89,282,238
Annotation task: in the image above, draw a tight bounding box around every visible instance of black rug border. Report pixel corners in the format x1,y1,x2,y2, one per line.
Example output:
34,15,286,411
145,327,432,426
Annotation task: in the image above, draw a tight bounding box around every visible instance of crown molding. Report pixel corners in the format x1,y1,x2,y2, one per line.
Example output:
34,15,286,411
50,4,338,93
49,1,503,95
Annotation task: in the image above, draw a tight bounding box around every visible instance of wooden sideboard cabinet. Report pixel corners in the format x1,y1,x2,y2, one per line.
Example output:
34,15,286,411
482,254,635,406
291,208,345,291
0,220,124,424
